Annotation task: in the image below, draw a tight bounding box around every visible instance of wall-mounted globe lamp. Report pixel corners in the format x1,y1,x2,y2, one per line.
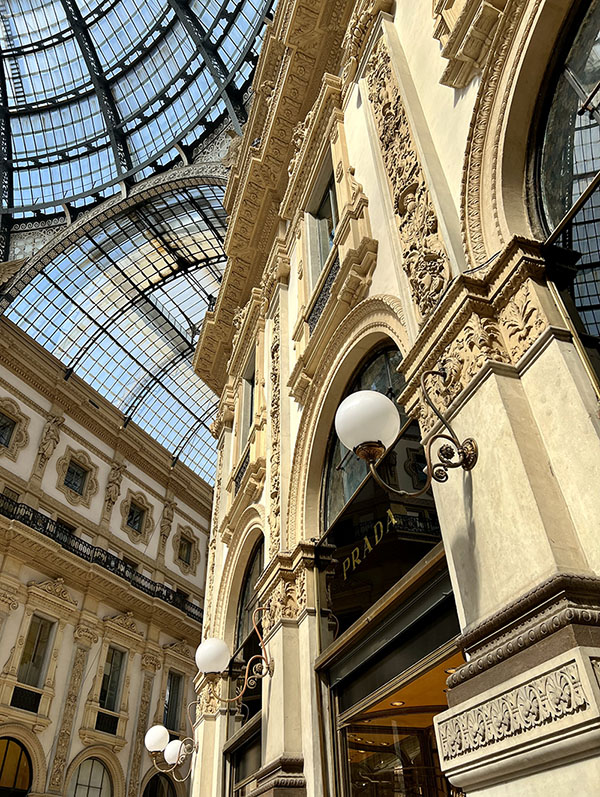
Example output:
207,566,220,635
335,370,477,498
144,607,274,782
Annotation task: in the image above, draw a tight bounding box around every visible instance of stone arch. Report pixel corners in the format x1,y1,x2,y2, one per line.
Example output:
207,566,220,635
0,723,46,795
286,294,408,550
462,0,578,266
64,745,125,797
212,504,265,645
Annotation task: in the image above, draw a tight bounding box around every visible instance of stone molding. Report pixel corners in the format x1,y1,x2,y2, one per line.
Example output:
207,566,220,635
0,397,29,462
366,37,450,325
340,0,393,95
251,754,306,795
432,0,507,88
127,672,154,797
448,573,600,688
56,446,99,508
438,659,588,764
172,524,200,576
119,488,154,546
268,309,282,560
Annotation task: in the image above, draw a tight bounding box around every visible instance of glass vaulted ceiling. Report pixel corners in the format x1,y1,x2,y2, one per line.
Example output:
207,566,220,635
0,0,268,214
0,0,274,480
4,180,227,481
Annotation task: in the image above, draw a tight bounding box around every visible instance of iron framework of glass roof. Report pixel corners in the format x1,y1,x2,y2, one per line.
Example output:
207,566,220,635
0,0,271,227
1,175,227,481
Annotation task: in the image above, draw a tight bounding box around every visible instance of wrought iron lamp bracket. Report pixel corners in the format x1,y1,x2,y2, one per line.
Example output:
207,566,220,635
354,369,478,499
150,735,197,782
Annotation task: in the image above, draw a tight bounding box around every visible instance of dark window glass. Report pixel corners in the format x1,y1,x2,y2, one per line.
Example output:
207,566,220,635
67,758,112,797
142,774,176,797
3,487,19,502
231,732,261,797
163,671,183,730
126,503,145,533
17,615,54,688
0,414,16,448
236,540,264,649
178,538,192,565
316,177,339,265
539,0,600,338
64,461,88,495
0,738,32,793
99,647,125,712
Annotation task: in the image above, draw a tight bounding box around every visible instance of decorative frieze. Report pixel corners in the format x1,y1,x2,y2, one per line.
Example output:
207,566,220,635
261,566,308,636
127,673,154,797
367,38,450,324
48,645,88,791
498,280,547,361
438,661,588,763
341,0,393,91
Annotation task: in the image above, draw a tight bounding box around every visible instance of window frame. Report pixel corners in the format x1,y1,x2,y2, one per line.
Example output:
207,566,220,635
98,646,127,714
163,669,184,732
16,613,56,689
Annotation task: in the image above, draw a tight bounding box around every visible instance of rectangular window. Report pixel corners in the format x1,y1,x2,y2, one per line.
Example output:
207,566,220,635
126,502,145,533
178,537,192,565
0,413,16,448
240,365,255,451
99,647,125,712
315,176,338,265
3,486,19,502
64,461,88,495
163,670,183,730
56,518,77,535
17,615,54,687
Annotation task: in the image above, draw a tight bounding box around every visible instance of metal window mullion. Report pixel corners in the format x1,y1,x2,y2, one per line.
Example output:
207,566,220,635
0,45,12,261
58,0,133,178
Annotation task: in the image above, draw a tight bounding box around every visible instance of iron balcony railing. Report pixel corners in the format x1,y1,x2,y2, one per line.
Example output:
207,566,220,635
0,493,203,624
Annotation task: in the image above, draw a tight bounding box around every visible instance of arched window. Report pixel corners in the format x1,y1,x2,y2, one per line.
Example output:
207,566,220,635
319,343,441,634
67,759,112,797
142,773,176,797
538,0,600,337
0,738,32,796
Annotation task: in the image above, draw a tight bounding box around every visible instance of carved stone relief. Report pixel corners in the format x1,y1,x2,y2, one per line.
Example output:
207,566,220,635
103,461,126,516
498,281,546,361
159,499,176,555
48,645,88,790
36,414,64,472
268,311,281,560
438,661,588,762
127,672,154,797
119,489,154,545
172,525,200,576
0,397,29,462
367,38,450,323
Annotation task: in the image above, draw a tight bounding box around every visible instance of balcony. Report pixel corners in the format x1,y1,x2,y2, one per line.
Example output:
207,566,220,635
0,494,203,624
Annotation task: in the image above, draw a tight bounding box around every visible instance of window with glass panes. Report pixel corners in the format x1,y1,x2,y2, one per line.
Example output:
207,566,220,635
0,738,32,795
126,502,145,533
0,413,16,448
163,671,183,731
178,537,192,565
99,647,125,712
67,758,112,797
17,615,54,688
64,461,88,495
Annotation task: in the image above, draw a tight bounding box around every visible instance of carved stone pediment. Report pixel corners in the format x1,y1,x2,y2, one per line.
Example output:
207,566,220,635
28,577,77,607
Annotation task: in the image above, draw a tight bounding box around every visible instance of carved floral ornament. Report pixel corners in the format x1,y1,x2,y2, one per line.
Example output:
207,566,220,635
366,38,450,324
0,396,29,461
437,661,588,762
119,488,154,545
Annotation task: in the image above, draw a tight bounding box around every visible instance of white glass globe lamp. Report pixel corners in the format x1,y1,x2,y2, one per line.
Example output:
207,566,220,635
164,739,185,766
195,637,231,674
144,724,169,753
335,390,400,460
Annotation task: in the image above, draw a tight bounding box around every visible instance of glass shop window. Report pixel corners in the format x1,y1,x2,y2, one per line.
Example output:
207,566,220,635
99,647,125,712
234,538,264,722
178,537,193,565
318,345,441,636
142,774,175,797
0,738,32,796
0,413,16,448
163,670,183,731
126,502,145,533
17,615,54,688
537,0,600,362
64,460,88,495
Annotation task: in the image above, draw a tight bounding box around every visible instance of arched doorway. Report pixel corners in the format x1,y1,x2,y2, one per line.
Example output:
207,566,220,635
0,738,32,797
66,758,112,797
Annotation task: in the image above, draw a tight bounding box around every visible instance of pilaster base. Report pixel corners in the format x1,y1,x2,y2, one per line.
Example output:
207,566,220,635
249,756,306,797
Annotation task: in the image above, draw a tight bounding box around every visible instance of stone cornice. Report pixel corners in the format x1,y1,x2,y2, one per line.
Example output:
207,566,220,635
194,0,355,394
0,316,212,513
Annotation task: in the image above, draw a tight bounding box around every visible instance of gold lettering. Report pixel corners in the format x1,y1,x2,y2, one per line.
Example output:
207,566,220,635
351,547,361,571
363,535,373,557
374,521,384,545
343,557,351,580
386,509,396,531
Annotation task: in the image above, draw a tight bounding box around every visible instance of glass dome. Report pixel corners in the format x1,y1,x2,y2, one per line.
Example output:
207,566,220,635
0,0,271,216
